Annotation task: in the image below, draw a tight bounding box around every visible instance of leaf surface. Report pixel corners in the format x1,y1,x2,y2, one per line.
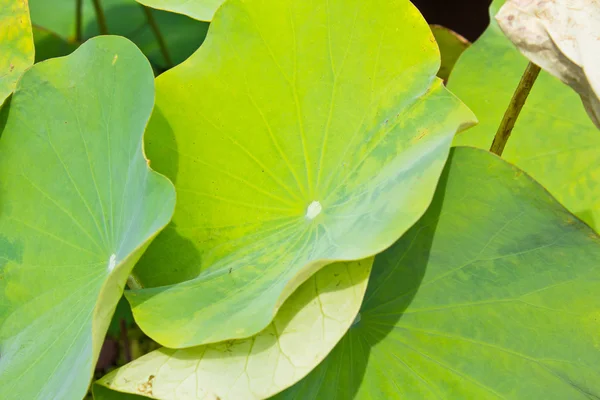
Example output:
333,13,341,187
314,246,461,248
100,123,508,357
275,146,600,400
136,0,224,21
449,0,600,230
95,259,372,400
0,0,34,106
0,36,175,400
128,0,476,348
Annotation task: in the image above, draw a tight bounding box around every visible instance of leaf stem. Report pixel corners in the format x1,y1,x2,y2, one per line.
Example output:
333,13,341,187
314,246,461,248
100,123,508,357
91,0,109,35
490,62,541,156
141,6,174,69
75,0,83,42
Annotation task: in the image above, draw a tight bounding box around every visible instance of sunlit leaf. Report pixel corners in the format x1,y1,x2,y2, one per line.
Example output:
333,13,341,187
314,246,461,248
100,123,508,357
275,146,600,399
0,0,34,106
0,36,175,400
449,0,600,230
136,0,223,21
496,0,600,128
95,259,372,400
126,0,476,349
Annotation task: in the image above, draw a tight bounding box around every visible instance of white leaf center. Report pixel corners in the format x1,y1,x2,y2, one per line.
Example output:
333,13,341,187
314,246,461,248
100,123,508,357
107,253,117,272
305,201,322,220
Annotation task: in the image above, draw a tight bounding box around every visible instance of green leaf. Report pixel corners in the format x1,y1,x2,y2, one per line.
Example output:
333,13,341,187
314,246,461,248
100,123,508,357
430,25,470,82
32,25,78,62
136,0,224,21
448,0,600,230
0,36,175,400
95,259,372,400
127,0,476,348
0,0,34,106
275,146,600,400
28,0,208,68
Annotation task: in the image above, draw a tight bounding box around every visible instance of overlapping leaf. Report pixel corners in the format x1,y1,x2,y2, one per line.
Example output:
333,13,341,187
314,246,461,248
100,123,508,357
0,0,34,106
28,0,208,68
449,0,600,230
275,146,600,399
136,0,224,21
496,0,600,128
0,37,175,400
32,26,78,62
430,25,470,82
127,0,476,348
95,259,372,400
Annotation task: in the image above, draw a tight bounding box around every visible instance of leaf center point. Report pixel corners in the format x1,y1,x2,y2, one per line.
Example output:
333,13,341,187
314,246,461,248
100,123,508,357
305,201,322,220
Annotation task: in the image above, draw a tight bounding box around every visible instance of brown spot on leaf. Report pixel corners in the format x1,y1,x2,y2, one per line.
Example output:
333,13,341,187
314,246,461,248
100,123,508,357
137,375,155,396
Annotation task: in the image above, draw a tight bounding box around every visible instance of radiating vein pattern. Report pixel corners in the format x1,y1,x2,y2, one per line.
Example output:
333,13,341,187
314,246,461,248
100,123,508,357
274,147,600,400
129,0,476,348
0,37,175,400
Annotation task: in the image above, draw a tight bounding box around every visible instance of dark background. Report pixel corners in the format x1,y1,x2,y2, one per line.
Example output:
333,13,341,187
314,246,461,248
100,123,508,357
413,0,493,41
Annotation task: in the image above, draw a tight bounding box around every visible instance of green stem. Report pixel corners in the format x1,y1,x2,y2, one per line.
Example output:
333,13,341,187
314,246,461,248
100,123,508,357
490,62,541,156
75,0,83,42
91,0,109,35
141,6,174,69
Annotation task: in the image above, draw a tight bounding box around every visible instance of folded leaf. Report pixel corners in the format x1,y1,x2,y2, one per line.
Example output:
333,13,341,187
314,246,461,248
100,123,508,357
496,0,600,129
276,146,600,399
0,0,34,106
0,36,175,400
449,0,600,231
127,0,476,348
95,259,372,400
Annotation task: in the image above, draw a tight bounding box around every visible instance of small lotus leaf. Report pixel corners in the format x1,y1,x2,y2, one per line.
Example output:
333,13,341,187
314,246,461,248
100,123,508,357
430,25,470,82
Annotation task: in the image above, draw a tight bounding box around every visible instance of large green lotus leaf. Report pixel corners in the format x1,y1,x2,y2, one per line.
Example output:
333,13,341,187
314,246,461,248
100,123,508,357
28,0,208,68
449,0,600,230
32,26,78,62
0,36,175,400
95,259,372,400
127,0,476,348
274,146,600,400
0,0,34,106
136,0,224,21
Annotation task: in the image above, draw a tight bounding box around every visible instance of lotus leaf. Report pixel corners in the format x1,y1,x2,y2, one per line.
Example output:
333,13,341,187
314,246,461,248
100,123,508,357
0,0,34,106
449,0,600,230
0,36,175,400
126,0,476,348
95,259,372,400
275,146,600,399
